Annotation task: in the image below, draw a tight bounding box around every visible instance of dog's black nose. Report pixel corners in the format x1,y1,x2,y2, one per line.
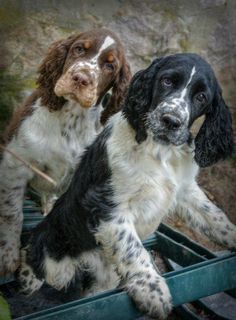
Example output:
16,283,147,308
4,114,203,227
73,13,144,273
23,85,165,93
161,114,181,130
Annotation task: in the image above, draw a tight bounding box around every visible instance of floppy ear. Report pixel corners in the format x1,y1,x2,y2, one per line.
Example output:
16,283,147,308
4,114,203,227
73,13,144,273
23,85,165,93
194,85,234,167
122,58,163,143
37,35,78,111
100,58,132,125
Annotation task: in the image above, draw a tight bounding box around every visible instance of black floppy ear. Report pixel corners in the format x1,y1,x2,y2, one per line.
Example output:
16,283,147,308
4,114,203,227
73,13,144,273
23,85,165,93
194,85,234,167
123,58,163,143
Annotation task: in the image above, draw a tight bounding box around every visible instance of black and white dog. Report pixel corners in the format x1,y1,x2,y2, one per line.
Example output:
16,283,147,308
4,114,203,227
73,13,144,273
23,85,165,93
19,54,235,319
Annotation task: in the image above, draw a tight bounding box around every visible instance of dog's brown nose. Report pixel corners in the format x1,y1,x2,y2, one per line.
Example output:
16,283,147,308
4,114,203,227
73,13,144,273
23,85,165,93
72,73,91,87
161,114,181,130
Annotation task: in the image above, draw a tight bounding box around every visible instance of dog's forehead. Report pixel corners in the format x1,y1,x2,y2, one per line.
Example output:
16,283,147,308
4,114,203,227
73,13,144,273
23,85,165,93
95,35,116,58
157,55,216,90
161,55,210,74
76,31,117,52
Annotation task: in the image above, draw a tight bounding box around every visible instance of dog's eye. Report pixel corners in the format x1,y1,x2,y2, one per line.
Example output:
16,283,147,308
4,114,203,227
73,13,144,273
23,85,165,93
74,45,85,54
161,77,173,87
105,62,114,71
196,93,206,103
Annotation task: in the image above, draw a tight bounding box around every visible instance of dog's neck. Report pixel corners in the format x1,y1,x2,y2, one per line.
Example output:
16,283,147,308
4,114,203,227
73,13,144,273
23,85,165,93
109,112,193,164
57,100,102,134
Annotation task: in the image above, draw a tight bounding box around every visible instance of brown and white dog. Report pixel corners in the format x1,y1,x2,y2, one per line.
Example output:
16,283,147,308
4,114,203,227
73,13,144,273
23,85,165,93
0,28,131,275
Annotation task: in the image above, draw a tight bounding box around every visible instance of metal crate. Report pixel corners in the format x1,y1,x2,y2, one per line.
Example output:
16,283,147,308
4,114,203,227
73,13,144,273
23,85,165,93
1,196,236,320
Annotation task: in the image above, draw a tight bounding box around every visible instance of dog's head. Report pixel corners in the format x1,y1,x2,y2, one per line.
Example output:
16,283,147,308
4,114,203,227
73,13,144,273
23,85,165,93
37,28,131,123
123,53,234,167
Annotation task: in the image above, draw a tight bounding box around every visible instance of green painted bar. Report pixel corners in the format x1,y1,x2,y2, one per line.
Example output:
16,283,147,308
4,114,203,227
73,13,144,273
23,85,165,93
17,254,236,320
158,224,216,259
145,231,207,265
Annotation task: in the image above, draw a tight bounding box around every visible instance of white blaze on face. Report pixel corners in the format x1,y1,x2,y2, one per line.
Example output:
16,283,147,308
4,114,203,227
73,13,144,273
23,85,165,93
180,66,196,100
91,36,115,65
69,35,115,78
162,66,197,122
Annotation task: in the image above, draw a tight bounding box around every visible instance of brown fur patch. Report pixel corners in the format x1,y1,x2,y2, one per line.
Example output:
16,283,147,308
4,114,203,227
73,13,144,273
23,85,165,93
4,90,39,143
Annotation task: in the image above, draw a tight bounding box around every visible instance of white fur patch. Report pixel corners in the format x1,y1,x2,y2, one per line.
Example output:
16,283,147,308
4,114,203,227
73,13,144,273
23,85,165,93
23,99,102,198
44,255,77,290
42,249,119,293
180,66,196,100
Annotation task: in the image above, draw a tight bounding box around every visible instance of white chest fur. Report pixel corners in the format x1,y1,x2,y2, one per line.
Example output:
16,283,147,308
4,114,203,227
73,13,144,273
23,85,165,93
107,114,198,240
9,99,102,195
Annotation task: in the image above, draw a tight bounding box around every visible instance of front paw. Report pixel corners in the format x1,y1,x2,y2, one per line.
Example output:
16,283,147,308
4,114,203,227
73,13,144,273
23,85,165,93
126,272,172,319
0,239,20,275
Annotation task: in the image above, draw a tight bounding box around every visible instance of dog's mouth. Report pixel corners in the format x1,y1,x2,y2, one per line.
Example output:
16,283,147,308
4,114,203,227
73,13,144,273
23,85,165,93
55,85,98,108
153,132,189,146
54,73,98,108
63,92,97,108
149,124,190,146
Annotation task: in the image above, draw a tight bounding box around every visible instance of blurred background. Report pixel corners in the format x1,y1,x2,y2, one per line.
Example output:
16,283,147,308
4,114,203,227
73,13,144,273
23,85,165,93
0,0,235,229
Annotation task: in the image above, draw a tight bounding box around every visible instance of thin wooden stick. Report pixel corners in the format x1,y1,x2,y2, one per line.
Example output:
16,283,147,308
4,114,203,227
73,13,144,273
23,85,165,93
0,144,57,187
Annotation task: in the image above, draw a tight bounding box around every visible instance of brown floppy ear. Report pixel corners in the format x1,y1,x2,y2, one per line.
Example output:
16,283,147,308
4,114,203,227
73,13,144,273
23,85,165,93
100,58,132,124
37,34,78,111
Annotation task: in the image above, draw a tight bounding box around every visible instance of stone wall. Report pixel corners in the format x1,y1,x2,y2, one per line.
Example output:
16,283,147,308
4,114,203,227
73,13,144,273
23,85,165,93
1,0,236,124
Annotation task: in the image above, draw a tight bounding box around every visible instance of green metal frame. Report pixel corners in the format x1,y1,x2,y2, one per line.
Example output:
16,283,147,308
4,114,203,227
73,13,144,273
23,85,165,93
0,197,235,320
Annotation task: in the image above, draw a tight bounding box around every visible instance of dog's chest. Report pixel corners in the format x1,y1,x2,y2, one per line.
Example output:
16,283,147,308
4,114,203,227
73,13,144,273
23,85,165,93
118,161,177,239
19,101,102,194
110,136,194,240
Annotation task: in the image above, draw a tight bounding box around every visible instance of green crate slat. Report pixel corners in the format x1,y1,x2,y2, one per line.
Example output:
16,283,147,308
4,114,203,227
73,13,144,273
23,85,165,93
16,254,236,320
23,208,41,214
145,231,207,265
159,224,216,259
166,254,236,305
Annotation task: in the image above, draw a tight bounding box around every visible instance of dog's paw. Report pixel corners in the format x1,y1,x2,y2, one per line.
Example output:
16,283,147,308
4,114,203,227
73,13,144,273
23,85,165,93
17,248,43,295
126,272,172,319
0,239,20,276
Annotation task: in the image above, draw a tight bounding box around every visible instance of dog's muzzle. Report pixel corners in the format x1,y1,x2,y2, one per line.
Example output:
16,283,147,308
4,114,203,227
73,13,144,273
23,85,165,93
147,101,190,146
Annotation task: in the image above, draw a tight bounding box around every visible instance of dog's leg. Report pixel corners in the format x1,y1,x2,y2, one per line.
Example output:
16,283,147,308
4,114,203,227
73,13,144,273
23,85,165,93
79,249,120,297
0,153,33,275
96,217,172,319
177,182,236,249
